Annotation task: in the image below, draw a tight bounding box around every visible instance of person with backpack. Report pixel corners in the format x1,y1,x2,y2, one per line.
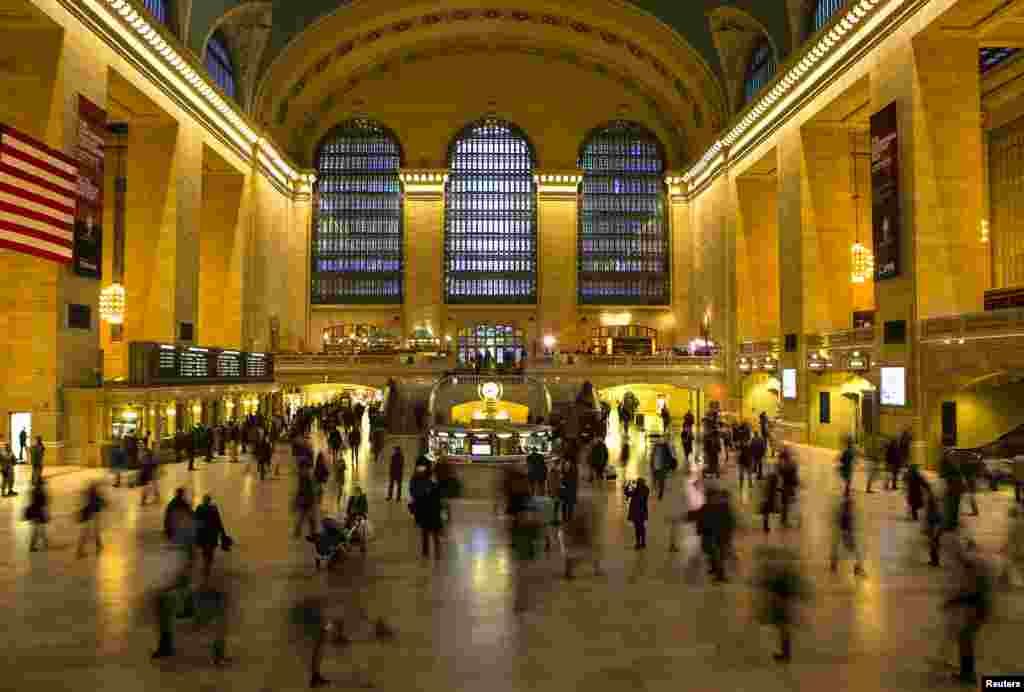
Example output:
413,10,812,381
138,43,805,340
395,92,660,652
77,482,106,558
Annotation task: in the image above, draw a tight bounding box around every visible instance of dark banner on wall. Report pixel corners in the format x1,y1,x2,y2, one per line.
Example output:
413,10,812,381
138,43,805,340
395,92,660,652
73,95,105,279
871,102,900,280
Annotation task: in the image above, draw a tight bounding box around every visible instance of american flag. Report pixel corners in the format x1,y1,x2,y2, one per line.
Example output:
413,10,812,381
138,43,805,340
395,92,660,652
0,125,77,263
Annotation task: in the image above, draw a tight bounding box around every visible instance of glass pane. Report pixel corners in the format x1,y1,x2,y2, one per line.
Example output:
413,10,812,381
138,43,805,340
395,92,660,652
577,121,668,306
311,119,404,305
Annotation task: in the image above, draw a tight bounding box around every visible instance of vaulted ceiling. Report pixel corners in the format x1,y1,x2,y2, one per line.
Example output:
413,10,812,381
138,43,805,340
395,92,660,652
181,1,796,167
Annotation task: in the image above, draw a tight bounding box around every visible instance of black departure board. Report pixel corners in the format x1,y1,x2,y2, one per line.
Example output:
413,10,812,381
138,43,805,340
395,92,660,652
245,353,269,379
217,351,242,378
129,343,274,385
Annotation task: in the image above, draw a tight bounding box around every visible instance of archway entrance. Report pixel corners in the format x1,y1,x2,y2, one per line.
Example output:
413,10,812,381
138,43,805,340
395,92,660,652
590,325,657,355
457,324,525,366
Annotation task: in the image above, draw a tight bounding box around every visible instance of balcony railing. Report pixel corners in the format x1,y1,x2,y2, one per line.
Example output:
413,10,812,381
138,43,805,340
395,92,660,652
823,327,875,350
922,308,1024,343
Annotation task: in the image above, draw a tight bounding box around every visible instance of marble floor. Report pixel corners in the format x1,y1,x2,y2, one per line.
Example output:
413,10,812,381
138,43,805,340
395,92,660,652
1,426,1022,692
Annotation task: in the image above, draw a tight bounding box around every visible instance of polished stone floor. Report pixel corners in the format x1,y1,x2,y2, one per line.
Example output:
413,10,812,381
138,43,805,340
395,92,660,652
2,422,1023,691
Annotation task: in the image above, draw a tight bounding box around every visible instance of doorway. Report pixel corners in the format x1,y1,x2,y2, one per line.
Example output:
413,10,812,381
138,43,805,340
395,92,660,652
10,412,31,462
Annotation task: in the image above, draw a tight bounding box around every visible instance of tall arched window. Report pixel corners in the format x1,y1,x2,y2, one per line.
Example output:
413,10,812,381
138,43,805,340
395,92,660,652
444,117,537,305
312,119,404,305
578,121,668,306
810,0,848,35
142,0,170,27
205,32,237,99
744,38,776,105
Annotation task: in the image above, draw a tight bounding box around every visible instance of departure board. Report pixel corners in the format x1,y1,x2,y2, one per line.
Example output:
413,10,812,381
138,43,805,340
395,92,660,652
217,351,242,378
180,349,210,378
129,343,274,385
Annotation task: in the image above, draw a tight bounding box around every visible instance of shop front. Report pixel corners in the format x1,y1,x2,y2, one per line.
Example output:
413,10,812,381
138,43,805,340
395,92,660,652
428,424,554,463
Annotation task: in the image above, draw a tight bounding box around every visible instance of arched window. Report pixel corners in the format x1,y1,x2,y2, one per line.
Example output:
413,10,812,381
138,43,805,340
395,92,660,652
142,0,170,27
810,0,849,35
577,121,668,306
444,117,537,305
981,47,1020,73
312,119,404,305
205,32,236,99
744,38,776,105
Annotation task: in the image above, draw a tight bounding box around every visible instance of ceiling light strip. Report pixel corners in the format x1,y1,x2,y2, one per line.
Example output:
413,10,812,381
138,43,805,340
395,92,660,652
684,0,887,186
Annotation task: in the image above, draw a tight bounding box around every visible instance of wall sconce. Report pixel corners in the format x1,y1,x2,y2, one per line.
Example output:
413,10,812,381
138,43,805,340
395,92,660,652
166,405,176,417
191,403,201,416
99,283,126,324
543,335,557,349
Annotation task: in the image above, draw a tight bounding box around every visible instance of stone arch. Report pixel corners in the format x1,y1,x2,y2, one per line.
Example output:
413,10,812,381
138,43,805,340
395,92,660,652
201,1,274,113
252,1,728,168
707,6,777,116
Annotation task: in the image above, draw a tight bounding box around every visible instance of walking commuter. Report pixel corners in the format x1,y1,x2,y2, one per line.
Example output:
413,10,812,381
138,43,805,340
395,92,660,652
697,486,736,583
29,436,44,486
681,427,695,466
756,546,808,664
838,437,856,496
558,459,578,523
924,483,944,567
737,440,754,490
140,444,160,506
25,479,49,552
411,468,443,559
563,498,604,578
761,469,780,533
347,427,361,469
77,482,106,558
940,453,967,532
886,438,903,491
830,489,866,576
256,436,272,481
703,430,721,479
332,450,347,511
387,446,405,502
625,478,650,549
905,463,926,521
314,452,330,504
18,427,27,462
527,447,547,495
778,449,800,528
1,443,16,496
588,438,609,485
194,494,230,580
164,487,194,543
942,539,992,684
961,453,982,517
651,442,672,500
750,431,767,480
294,466,319,539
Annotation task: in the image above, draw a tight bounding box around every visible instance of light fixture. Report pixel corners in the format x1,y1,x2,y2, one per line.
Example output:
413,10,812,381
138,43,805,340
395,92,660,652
849,132,875,283
122,408,138,421
165,405,176,417
980,219,990,244
100,283,127,324
543,335,557,349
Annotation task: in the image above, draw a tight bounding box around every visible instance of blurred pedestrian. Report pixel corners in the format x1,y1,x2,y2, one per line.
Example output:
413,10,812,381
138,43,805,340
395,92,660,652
164,487,194,544
563,497,604,578
1,443,16,496
76,482,106,558
838,437,856,496
589,438,609,485
30,435,44,486
941,539,992,684
625,477,650,549
756,546,809,663
697,486,736,583
750,431,767,480
387,446,405,502
559,458,578,523
411,467,443,559
25,478,49,552
778,448,800,528
830,489,866,577
294,466,319,539
140,444,160,506
905,463,926,521
194,494,231,581
761,469,780,533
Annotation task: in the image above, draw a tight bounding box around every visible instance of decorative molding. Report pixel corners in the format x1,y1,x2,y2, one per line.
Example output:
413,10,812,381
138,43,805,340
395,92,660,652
685,0,888,192
70,0,305,198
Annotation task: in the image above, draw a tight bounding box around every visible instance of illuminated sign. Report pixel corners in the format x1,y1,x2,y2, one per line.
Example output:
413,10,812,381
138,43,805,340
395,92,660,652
782,369,797,400
880,367,906,407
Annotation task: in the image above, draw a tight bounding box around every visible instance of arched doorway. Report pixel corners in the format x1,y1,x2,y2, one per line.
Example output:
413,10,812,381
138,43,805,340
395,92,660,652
457,324,526,366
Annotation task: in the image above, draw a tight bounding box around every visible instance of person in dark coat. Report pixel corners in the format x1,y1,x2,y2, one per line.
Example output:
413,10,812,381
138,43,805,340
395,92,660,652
558,459,579,523
778,449,800,528
412,473,443,559
164,487,193,543
838,437,856,496
885,438,903,491
194,494,229,580
761,470,780,533
76,482,106,558
940,453,967,531
625,478,650,549
703,431,721,479
905,463,927,521
697,486,735,583
589,439,609,485
347,427,361,468
738,441,754,490
756,545,808,663
750,432,767,480
387,446,405,502
924,484,943,567
681,427,695,466
26,479,49,552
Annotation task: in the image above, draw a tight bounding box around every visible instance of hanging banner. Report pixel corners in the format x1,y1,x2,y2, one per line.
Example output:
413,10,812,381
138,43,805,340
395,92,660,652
73,95,105,279
870,102,900,280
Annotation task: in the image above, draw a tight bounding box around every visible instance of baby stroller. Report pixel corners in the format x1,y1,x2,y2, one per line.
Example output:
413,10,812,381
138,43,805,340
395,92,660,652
310,514,369,569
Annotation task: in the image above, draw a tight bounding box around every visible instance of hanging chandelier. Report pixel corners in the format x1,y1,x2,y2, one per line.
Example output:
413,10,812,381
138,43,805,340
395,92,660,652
850,242,874,284
849,132,875,284
99,283,126,324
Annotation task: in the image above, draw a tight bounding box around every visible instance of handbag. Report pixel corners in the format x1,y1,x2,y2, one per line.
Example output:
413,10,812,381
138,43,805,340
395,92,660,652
220,534,234,551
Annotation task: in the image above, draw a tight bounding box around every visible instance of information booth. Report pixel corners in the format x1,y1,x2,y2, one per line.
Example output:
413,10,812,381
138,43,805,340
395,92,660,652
428,423,554,463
